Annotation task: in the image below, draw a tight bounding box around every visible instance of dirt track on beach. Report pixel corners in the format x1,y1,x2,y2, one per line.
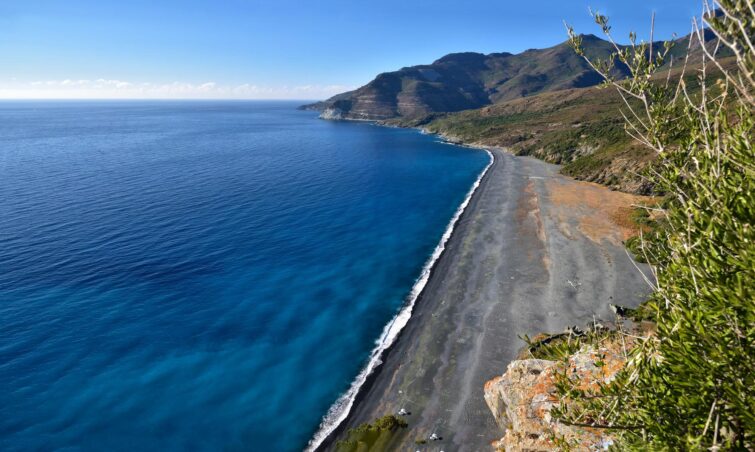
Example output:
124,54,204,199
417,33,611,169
319,149,653,451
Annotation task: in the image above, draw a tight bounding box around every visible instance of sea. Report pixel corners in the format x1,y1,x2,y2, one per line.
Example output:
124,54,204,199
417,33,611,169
0,100,490,451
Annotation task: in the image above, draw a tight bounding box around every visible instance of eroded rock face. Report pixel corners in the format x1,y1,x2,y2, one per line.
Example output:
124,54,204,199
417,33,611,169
319,107,343,120
484,342,629,451
484,359,560,451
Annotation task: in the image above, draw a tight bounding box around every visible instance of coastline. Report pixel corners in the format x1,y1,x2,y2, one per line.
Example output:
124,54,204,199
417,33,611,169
307,120,653,451
306,139,495,451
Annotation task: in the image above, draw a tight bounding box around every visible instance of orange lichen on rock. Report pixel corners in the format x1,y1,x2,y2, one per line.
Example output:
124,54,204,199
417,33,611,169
484,337,633,451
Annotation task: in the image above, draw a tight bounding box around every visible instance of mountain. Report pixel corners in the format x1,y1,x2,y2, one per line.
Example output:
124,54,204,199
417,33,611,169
299,30,729,194
302,35,630,120
301,29,726,122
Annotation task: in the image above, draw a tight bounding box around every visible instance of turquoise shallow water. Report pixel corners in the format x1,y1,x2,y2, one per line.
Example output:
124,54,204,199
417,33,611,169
0,101,489,451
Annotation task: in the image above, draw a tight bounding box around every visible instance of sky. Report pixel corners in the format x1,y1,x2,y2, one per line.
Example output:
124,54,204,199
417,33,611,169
0,0,706,100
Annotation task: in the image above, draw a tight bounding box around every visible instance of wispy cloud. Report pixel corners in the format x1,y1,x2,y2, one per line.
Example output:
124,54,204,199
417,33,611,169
0,79,353,100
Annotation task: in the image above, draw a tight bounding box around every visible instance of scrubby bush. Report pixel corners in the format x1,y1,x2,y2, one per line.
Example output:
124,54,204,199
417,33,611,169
554,2,754,449
335,414,408,452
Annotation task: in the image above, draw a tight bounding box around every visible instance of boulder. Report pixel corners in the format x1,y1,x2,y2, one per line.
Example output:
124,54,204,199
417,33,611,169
484,340,629,451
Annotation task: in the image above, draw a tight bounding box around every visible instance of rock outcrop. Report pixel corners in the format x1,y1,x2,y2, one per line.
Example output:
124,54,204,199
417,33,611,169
484,339,631,451
319,107,344,120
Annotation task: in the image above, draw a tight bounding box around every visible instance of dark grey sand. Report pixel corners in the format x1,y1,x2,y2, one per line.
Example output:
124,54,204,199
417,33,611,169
319,149,653,451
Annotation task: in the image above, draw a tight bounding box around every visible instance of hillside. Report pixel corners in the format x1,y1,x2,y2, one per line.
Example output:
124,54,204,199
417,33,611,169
303,31,727,194
389,85,655,193
385,54,735,194
302,34,629,120
303,25,722,122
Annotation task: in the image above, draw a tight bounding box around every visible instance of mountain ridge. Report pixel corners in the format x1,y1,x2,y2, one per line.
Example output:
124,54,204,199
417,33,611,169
301,30,719,121
301,34,630,120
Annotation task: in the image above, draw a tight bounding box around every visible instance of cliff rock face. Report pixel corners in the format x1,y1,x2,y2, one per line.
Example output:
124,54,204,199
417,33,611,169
484,341,629,451
319,107,344,120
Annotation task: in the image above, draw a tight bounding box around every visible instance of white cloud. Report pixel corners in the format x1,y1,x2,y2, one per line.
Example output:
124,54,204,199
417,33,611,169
0,78,354,100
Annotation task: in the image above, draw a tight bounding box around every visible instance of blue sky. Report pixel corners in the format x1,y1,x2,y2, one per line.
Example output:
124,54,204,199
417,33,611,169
0,0,704,99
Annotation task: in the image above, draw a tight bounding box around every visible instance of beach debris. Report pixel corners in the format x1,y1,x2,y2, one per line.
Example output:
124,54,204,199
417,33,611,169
609,303,628,317
566,279,582,289
429,433,441,441
397,408,409,416
588,322,608,332
564,325,585,337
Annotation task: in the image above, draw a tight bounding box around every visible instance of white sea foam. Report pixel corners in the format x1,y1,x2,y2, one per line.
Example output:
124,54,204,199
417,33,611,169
305,147,495,451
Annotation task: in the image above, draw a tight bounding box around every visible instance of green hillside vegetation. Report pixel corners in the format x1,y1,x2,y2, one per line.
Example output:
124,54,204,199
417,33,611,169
395,85,653,192
386,56,736,194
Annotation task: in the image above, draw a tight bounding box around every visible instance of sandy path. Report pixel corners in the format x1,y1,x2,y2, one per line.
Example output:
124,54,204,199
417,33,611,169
319,149,653,451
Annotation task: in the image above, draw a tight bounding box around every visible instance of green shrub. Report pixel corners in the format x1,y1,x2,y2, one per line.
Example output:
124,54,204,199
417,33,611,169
555,3,755,449
521,328,618,361
335,414,408,452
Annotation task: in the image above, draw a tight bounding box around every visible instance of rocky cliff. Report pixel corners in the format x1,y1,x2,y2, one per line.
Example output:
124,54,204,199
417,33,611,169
484,336,632,451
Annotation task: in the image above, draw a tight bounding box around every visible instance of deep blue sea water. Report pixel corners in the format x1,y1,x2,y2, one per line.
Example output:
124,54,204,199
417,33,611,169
0,101,489,451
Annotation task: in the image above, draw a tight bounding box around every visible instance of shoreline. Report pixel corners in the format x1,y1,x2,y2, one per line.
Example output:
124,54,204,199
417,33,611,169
306,135,495,451
305,115,653,451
